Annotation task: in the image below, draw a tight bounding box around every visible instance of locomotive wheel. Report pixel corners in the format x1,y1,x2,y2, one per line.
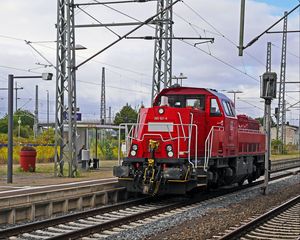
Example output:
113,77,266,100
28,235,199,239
208,182,219,189
238,179,244,186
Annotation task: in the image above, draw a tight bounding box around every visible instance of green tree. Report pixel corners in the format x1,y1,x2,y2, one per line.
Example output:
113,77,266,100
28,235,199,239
0,110,35,137
14,110,34,128
114,104,138,125
0,117,8,133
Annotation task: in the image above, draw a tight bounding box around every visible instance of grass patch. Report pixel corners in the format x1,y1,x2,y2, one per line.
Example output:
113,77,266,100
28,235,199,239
270,152,300,161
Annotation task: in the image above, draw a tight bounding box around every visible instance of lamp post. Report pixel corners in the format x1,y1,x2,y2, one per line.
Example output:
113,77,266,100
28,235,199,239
18,117,21,139
172,73,187,86
46,90,49,129
227,90,243,106
7,73,52,183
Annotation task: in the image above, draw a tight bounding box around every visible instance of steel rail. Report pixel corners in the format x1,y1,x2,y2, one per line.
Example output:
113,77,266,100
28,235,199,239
3,186,248,239
219,195,300,240
0,197,150,238
47,200,188,240
0,163,299,239
271,158,300,173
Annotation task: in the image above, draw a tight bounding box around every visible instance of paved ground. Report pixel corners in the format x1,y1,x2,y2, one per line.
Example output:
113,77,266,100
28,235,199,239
0,161,118,190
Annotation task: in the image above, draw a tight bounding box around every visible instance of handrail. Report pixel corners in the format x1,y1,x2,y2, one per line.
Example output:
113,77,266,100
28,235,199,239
177,112,187,141
204,126,224,171
188,113,194,168
118,122,198,168
118,123,136,165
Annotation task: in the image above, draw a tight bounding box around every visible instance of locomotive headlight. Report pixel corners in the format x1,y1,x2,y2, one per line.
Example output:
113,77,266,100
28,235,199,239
166,145,174,157
130,150,137,156
132,144,138,151
166,145,173,152
167,151,174,157
158,108,164,115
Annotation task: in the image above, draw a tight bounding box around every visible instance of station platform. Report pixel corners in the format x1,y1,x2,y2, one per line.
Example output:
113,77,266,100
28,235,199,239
0,162,117,195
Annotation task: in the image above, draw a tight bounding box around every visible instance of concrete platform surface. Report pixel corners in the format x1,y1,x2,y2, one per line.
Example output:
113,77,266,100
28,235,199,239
0,178,117,198
0,162,118,196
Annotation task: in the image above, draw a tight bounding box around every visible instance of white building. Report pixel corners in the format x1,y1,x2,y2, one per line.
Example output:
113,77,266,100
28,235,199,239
271,124,299,146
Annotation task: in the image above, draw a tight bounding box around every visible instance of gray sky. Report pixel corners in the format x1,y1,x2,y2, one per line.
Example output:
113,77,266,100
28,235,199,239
0,0,299,125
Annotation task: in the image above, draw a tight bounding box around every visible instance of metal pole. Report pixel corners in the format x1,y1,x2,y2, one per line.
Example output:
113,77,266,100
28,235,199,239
18,117,21,139
100,67,106,125
34,85,39,138
7,74,14,184
108,106,111,124
238,0,246,56
277,12,288,153
95,128,98,159
227,90,243,107
263,99,271,195
264,42,272,132
15,81,18,112
233,92,236,106
47,90,49,129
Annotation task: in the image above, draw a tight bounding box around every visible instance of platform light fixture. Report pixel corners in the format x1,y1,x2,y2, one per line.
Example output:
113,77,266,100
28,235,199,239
7,73,53,184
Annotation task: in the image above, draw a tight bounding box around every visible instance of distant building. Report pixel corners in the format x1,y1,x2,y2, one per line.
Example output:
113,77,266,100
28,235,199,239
271,124,299,146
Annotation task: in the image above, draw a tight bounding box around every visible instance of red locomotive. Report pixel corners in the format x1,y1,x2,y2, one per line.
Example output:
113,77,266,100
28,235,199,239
114,86,265,195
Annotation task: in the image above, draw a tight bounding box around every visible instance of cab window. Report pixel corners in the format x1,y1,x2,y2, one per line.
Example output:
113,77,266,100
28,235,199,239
186,97,205,110
230,101,236,116
222,100,235,117
156,95,205,109
210,98,222,116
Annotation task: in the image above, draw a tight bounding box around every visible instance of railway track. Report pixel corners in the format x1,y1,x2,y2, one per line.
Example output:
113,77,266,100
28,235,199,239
217,195,300,240
271,158,300,173
3,195,199,240
0,160,297,226
1,166,299,240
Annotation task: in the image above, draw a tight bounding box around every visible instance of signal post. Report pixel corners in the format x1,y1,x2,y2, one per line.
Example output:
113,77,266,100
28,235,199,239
260,72,277,195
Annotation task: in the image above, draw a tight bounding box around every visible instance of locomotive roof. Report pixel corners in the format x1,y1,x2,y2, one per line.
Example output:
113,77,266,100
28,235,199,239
156,86,231,102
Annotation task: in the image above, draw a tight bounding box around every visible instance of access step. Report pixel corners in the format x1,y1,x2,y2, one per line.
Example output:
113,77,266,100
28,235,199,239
197,175,207,178
196,183,207,187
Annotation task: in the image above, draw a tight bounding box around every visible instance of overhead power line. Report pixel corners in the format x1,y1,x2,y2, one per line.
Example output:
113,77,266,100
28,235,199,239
76,6,121,37
76,0,181,68
181,40,260,82
242,3,300,52
77,79,150,94
179,2,266,67
75,0,156,6
0,65,41,74
271,43,300,59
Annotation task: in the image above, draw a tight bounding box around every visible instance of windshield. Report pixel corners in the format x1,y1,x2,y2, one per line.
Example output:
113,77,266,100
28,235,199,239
156,95,205,110
222,100,236,117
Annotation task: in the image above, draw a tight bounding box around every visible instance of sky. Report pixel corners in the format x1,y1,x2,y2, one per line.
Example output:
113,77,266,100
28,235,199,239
0,0,299,126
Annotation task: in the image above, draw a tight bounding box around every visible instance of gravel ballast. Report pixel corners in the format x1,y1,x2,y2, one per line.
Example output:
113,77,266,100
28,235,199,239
105,174,299,240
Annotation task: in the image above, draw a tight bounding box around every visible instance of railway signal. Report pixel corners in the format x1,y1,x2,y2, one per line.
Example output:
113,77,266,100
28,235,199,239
260,72,277,195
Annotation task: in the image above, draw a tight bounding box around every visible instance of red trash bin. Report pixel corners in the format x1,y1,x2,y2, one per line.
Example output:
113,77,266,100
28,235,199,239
19,147,37,172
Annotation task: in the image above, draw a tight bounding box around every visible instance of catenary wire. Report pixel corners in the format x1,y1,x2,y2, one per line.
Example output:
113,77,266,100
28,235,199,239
180,3,266,67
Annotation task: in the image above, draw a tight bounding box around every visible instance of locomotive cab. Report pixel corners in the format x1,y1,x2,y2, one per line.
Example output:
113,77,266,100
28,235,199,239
114,86,265,195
